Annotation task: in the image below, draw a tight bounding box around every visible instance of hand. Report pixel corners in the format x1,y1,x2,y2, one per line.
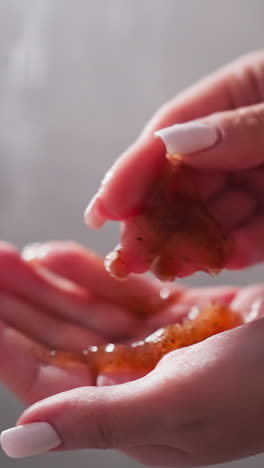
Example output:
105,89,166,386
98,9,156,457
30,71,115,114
85,51,264,270
0,240,236,401
0,240,172,403
1,241,264,466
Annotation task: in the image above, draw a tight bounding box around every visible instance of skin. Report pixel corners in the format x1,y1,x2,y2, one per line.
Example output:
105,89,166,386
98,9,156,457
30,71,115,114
86,51,264,270
2,51,264,466
0,241,264,467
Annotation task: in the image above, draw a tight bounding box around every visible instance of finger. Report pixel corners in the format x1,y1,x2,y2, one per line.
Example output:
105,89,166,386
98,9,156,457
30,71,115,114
0,244,94,322
22,241,182,319
208,187,257,229
181,285,238,305
0,321,93,405
230,284,264,322
3,284,264,458
147,286,239,330
0,244,137,338
158,103,264,171
84,51,264,224
232,165,264,196
4,376,162,458
0,292,104,351
194,170,226,201
227,213,264,268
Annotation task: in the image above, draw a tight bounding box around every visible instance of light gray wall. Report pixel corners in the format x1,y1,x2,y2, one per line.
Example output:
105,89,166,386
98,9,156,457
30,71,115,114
0,1,263,467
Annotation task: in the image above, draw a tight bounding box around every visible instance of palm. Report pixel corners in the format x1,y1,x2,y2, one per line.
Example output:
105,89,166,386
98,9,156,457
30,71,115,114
0,241,187,405
0,241,241,407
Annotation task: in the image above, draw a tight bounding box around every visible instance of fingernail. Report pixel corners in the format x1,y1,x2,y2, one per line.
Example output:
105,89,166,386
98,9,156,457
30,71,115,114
21,243,42,261
154,121,219,155
84,195,106,229
22,243,53,263
1,422,61,458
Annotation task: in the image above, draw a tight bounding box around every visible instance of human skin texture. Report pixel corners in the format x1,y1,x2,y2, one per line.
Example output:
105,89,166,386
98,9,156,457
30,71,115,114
1,242,264,466
3,51,264,465
85,52,264,273
105,159,232,282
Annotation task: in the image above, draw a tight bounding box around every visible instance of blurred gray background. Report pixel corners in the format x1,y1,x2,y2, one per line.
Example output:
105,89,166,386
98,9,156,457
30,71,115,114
0,0,263,467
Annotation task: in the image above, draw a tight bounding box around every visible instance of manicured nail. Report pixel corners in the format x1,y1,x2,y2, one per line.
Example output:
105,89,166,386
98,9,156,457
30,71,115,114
154,121,219,155
0,422,61,458
84,195,106,229
21,243,42,261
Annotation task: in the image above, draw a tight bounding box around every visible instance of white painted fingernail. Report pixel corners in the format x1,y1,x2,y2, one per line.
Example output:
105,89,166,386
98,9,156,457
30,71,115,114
21,243,42,261
1,422,61,458
154,121,219,155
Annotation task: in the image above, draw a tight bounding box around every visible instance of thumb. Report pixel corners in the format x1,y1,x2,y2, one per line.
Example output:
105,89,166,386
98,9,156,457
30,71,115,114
155,103,264,170
0,378,159,458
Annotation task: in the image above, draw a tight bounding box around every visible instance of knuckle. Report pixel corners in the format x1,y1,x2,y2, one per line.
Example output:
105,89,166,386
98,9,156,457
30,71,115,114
224,52,264,109
237,50,264,76
63,392,122,450
93,413,120,449
243,64,264,103
238,105,264,130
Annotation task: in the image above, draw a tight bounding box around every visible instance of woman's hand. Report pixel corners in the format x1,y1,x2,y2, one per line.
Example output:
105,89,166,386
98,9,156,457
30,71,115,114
1,241,264,466
0,240,175,403
0,240,236,402
14,309,264,467
85,51,264,270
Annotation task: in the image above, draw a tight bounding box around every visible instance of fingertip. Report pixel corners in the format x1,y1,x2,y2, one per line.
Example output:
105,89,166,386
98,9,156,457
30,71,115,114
85,135,166,222
1,423,61,458
231,284,264,322
84,195,107,229
21,243,42,262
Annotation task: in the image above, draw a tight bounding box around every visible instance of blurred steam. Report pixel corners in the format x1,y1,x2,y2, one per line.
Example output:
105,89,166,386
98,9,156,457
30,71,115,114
7,0,50,88
1,0,52,156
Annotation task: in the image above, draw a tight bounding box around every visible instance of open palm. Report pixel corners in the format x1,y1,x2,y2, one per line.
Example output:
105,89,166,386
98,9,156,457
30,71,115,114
0,241,240,407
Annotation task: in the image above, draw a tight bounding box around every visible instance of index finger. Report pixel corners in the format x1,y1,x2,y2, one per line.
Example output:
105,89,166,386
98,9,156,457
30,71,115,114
84,51,264,225
22,241,183,319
